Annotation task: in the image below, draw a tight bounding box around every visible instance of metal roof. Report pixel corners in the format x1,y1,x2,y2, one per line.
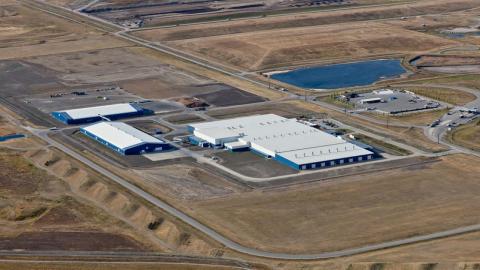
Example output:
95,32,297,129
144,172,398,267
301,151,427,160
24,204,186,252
58,103,140,120
190,114,373,164
82,121,164,150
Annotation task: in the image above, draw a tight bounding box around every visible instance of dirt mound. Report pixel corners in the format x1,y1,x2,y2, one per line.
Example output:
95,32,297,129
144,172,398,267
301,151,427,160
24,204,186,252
154,220,182,245
22,148,217,254
125,205,155,227
26,149,52,165
49,159,72,177
103,191,130,212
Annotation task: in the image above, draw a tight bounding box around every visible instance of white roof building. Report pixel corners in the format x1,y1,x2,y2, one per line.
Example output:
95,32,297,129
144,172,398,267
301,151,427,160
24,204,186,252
52,103,150,124
189,114,374,170
81,121,168,155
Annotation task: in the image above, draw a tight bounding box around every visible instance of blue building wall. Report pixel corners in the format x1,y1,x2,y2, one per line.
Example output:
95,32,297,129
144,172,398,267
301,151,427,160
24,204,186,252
80,129,169,155
275,153,374,170
52,106,154,125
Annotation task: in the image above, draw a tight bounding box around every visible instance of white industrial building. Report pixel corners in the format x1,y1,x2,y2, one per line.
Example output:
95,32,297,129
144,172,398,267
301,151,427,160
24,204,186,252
188,114,374,170
80,121,169,155
52,103,153,124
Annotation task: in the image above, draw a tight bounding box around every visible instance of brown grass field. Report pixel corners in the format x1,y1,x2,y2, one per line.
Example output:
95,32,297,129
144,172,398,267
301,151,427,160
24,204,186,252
0,4,128,60
362,108,449,126
0,262,245,270
167,21,456,71
399,86,476,106
131,0,479,71
190,154,480,254
447,118,480,152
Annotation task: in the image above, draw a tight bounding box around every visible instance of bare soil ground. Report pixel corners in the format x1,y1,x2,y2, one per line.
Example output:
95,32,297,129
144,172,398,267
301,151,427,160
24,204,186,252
132,0,477,71
191,154,480,254
134,163,246,202
0,232,145,251
0,261,246,270
213,151,298,178
168,21,456,71
26,47,208,85
136,0,474,42
164,114,205,125
0,4,128,60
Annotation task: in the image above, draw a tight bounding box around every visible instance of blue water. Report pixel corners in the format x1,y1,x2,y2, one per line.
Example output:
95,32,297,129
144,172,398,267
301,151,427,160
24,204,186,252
0,134,25,142
271,59,406,89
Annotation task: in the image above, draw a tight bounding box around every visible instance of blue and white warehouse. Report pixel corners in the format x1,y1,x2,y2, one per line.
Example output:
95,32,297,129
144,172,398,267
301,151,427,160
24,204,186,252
80,121,169,155
51,103,153,124
188,114,374,170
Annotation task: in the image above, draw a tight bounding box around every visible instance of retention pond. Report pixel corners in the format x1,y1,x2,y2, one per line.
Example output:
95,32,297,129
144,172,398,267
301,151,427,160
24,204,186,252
271,59,406,90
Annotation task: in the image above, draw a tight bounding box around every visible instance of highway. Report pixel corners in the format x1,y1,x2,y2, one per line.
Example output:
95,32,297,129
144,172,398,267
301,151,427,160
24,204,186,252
13,0,480,260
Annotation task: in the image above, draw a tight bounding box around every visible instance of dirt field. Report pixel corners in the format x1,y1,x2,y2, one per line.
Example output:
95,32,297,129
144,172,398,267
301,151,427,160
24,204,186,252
214,151,298,178
167,21,457,71
0,4,127,60
26,47,208,85
190,154,480,253
136,0,474,42
132,0,478,71
0,261,247,270
133,163,247,202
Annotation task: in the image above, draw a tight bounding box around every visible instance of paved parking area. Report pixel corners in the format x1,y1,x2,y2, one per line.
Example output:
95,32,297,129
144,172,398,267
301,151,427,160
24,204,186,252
348,89,443,114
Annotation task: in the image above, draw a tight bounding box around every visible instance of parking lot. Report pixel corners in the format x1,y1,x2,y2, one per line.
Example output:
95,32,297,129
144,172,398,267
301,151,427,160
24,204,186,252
346,89,444,114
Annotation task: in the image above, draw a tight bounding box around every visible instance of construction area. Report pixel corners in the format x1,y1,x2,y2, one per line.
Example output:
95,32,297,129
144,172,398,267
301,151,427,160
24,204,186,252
3,0,480,269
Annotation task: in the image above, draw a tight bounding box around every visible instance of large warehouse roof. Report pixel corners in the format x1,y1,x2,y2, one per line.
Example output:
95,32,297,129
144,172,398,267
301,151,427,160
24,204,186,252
82,121,164,150
190,114,373,165
57,103,140,120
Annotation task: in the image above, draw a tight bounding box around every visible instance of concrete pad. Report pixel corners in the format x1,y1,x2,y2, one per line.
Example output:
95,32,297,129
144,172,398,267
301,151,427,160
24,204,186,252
143,150,187,161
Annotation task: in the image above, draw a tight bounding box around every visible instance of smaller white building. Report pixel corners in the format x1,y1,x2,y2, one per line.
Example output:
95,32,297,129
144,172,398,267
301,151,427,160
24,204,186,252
80,121,169,155
52,103,153,124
